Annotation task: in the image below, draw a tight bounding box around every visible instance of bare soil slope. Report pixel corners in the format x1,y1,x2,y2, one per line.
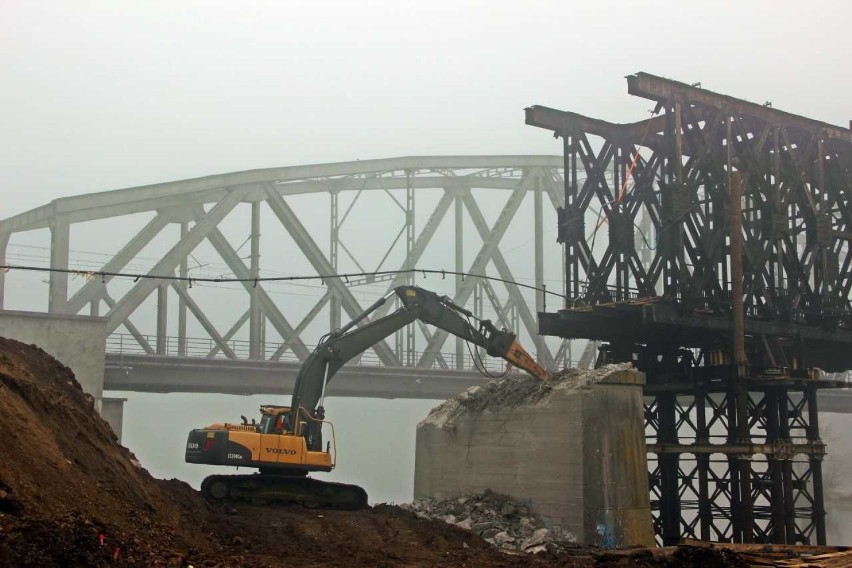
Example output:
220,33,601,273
0,336,748,567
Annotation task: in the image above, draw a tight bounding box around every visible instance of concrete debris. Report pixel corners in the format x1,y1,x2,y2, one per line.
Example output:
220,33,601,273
421,362,634,429
402,489,578,554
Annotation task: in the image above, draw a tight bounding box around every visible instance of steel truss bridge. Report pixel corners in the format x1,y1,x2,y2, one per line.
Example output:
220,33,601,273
527,73,852,546
0,156,578,394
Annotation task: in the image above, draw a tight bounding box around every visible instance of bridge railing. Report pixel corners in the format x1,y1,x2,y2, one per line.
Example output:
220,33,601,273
105,333,513,373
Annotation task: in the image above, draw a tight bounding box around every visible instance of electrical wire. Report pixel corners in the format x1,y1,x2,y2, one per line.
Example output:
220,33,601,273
0,263,568,303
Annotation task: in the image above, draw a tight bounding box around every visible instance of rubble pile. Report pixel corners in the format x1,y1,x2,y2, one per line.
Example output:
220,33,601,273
402,489,579,556
423,363,634,429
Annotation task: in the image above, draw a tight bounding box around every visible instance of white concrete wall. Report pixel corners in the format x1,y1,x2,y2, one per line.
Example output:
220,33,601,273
0,310,108,410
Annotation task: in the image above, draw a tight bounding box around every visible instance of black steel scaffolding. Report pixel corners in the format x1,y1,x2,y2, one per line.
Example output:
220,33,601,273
528,73,852,545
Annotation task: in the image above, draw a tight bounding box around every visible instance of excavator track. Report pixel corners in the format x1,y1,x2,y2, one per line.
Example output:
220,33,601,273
201,474,368,510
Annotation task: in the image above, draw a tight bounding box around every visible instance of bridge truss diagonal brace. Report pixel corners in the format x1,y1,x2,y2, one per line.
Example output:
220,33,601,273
195,211,311,361
373,188,457,319
418,177,534,368
168,277,236,359
67,213,171,314
463,189,556,369
208,309,250,358
104,188,247,334
263,184,402,367
102,292,154,354
271,290,332,361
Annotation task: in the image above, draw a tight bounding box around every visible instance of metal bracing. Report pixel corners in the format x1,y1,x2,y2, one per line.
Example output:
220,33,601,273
156,283,167,355
529,73,851,545
270,291,331,361
0,231,9,309
66,213,170,314
263,184,401,367
455,191,465,369
177,221,189,356
102,292,154,355
372,188,456,317
207,309,250,358
461,184,556,369
329,190,341,331
2,157,566,371
168,277,236,359
104,188,247,334
201,221,311,361
249,202,262,359
645,380,830,546
418,178,531,367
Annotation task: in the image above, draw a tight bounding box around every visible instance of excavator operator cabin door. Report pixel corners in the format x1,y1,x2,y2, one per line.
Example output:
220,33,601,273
258,416,303,467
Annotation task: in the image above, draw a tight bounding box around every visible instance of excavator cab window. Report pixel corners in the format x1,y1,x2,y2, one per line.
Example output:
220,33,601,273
258,415,275,434
258,413,291,434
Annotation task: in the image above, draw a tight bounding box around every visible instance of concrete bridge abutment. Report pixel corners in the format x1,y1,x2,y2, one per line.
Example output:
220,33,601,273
414,366,654,547
0,310,125,441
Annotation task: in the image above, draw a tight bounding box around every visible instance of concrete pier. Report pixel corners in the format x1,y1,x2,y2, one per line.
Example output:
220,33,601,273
414,365,654,547
0,310,108,412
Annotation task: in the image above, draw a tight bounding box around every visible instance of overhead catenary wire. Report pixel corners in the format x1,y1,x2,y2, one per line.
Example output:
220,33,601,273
0,263,571,304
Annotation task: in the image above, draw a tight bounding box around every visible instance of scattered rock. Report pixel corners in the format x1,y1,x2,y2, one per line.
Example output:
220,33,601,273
402,489,578,555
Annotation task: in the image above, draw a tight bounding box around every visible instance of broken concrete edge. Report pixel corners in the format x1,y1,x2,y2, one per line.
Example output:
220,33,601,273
419,362,640,431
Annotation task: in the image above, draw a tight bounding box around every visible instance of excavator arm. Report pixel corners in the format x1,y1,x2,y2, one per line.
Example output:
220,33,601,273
289,285,548,444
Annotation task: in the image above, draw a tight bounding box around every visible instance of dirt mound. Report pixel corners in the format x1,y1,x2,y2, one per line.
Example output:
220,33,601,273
0,336,214,566
0,336,564,567
0,335,778,567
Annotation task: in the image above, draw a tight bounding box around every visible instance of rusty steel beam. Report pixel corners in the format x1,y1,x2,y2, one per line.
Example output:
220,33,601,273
626,72,852,144
525,105,668,148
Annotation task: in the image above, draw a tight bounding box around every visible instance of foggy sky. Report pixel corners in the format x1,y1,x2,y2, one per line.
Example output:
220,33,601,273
3,0,850,217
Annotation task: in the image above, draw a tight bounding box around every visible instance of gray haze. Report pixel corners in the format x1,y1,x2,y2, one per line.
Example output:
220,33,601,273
2,0,852,537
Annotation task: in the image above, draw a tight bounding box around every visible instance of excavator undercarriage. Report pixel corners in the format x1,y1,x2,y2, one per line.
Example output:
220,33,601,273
201,473,368,509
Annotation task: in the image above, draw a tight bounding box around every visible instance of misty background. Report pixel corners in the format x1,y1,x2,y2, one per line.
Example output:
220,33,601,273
2,0,851,542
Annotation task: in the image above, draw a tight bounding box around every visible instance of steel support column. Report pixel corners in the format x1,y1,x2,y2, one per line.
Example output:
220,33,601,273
658,392,681,546
0,232,9,309
455,191,464,370
329,190,341,332
807,385,826,544
249,201,262,359
178,221,188,357
156,283,168,355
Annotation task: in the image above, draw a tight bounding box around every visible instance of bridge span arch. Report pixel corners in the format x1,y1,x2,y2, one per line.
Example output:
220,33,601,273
1,155,578,373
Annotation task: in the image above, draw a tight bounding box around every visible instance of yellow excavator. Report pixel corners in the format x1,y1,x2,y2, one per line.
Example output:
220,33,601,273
185,285,549,508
